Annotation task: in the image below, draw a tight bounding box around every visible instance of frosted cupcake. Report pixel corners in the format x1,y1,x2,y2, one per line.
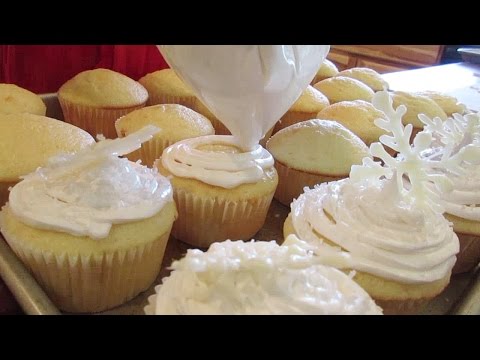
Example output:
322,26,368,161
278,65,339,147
0,126,177,313
335,67,389,92
0,113,95,207
145,235,382,315
418,112,480,273
272,85,330,134
156,135,278,248
311,59,339,85
0,83,46,116
138,69,196,108
58,68,148,139
267,119,370,206
283,92,461,315
314,76,374,104
115,104,214,167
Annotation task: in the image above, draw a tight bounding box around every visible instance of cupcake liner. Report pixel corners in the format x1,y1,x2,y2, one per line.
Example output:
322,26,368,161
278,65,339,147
274,161,343,207
374,297,431,315
2,224,172,313
452,232,480,274
0,180,17,208
59,98,146,140
273,111,319,134
147,94,196,110
172,186,275,248
124,137,174,168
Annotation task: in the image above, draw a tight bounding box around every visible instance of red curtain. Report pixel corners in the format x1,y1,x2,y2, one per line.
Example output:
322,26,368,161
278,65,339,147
0,45,169,94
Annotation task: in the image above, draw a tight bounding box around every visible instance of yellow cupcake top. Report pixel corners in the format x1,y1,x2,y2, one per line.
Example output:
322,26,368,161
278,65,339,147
415,90,466,116
0,84,46,116
391,91,447,128
58,68,148,108
290,85,330,113
336,67,389,91
266,119,370,176
313,59,339,83
317,100,388,145
115,104,214,142
139,69,195,99
0,113,95,182
314,76,374,104
194,98,218,121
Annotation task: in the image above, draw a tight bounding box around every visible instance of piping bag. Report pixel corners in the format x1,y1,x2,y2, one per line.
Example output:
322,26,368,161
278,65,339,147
157,45,330,150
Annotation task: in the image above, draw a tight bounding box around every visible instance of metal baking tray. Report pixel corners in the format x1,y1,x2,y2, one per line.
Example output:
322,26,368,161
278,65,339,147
0,94,479,315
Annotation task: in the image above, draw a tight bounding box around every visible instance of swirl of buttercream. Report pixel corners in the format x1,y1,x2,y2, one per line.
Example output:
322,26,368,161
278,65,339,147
144,236,382,315
161,135,274,189
290,178,459,284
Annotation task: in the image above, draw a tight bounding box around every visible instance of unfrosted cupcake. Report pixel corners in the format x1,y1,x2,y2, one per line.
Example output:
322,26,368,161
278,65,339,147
0,113,95,207
415,90,467,117
272,85,330,134
115,104,214,167
145,235,382,315
58,68,148,139
0,84,46,116
156,135,278,248
335,67,389,92
311,59,339,85
283,92,460,315
0,126,177,313
267,119,370,206
314,76,374,104
138,69,196,108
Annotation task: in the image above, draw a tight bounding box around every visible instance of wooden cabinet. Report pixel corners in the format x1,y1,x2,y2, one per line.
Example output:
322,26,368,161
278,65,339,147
328,45,445,74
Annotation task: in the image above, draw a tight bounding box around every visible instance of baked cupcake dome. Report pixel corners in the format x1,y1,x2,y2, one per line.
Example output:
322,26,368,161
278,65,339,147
138,69,196,108
272,85,330,134
314,76,374,104
335,67,389,92
267,119,370,206
0,84,46,116
58,68,149,139
115,104,215,167
415,90,466,116
317,100,388,146
311,59,339,85
0,113,95,207
156,135,278,248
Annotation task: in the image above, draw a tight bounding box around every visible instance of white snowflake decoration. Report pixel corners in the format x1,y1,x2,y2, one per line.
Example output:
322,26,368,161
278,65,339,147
350,91,480,214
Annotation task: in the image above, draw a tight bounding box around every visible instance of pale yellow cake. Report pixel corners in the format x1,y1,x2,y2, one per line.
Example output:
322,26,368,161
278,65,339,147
335,67,389,92
0,84,46,116
415,90,466,116
314,76,374,104
311,59,339,85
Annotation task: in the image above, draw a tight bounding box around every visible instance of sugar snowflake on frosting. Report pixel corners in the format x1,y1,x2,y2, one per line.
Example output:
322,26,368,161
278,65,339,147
350,91,480,214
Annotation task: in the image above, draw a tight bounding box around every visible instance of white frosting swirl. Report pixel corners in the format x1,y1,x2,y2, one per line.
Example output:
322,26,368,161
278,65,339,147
145,236,382,315
290,178,459,284
161,135,274,189
8,126,173,239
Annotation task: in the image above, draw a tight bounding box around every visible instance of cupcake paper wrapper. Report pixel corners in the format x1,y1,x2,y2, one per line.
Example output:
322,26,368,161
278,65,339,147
273,111,319,134
125,137,174,168
172,187,275,248
59,98,145,140
146,94,196,110
2,227,172,313
375,297,431,315
274,161,344,207
452,232,480,274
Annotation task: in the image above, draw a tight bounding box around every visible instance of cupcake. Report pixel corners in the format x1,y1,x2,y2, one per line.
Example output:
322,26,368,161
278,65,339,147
272,85,330,134
317,100,388,147
0,83,46,116
0,126,177,313
156,135,278,248
0,113,95,207
283,91,460,315
311,59,339,85
266,119,370,206
418,112,480,273
145,235,382,315
138,69,196,109
415,90,467,117
335,67,389,92
314,76,374,104
194,98,274,147
115,104,214,167
58,68,148,139
391,91,447,141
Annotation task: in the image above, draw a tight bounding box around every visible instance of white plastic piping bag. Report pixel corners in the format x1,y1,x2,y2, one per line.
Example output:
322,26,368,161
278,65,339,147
157,45,330,150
